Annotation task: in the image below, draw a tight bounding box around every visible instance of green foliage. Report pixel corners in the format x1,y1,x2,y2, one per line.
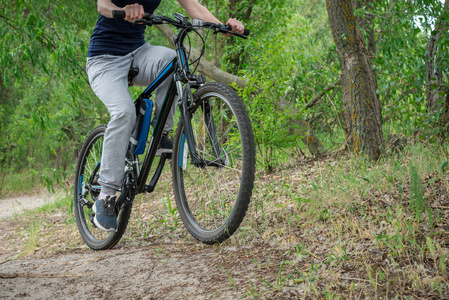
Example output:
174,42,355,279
234,0,339,170
0,0,106,193
1,0,449,192
238,38,299,171
355,0,449,138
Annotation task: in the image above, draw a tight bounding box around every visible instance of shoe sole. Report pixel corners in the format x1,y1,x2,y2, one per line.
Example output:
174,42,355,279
92,203,117,233
93,217,117,233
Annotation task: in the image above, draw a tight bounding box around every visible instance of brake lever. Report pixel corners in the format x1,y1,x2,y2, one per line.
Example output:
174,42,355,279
221,24,249,39
134,19,152,25
213,29,247,39
229,31,247,39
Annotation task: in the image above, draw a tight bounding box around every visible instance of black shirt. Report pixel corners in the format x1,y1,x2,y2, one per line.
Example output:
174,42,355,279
87,0,161,57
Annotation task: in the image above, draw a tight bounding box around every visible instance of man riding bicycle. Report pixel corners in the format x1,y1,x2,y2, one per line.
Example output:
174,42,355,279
86,0,245,232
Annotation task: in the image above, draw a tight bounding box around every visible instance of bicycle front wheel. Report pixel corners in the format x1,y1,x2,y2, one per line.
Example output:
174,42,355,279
172,82,256,244
73,125,132,250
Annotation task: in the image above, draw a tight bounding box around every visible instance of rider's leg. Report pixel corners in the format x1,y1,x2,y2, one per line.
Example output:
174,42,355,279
86,53,136,231
86,54,135,197
131,43,177,133
85,44,176,231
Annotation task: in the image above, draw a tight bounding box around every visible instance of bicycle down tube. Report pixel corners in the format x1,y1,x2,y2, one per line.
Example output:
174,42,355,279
134,37,199,193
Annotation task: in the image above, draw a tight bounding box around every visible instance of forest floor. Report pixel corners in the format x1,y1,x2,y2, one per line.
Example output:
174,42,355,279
1,146,449,299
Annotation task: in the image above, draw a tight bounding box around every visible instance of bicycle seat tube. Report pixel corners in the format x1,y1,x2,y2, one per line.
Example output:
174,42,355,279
135,59,178,193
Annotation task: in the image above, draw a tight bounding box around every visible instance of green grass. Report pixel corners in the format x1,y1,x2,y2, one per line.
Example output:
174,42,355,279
234,141,449,297
0,169,43,197
24,221,40,255
0,165,72,198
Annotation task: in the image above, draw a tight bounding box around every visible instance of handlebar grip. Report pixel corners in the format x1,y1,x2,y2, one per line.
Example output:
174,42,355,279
224,24,250,37
112,10,126,19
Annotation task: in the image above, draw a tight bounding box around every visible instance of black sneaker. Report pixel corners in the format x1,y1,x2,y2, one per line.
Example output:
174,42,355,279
156,131,173,156
93,196,117,232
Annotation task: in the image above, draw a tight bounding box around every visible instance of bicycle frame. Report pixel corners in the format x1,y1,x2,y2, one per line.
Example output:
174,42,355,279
134,58,177,194
116,23,214,208
75,12,253,248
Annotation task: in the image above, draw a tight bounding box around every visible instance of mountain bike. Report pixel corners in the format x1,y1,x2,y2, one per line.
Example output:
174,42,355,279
73,12,255,250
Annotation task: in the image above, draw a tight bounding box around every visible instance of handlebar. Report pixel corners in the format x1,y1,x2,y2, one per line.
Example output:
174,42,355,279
111,11,250,38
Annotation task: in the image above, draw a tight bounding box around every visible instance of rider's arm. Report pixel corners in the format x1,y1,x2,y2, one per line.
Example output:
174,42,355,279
176,0,244,34
97,0,144,22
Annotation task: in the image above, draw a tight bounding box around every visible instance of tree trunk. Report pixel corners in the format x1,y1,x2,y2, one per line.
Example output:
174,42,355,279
326,0,384,160
352,0,381,129
435,1,449,136
155,24,325,156
426,0,448,115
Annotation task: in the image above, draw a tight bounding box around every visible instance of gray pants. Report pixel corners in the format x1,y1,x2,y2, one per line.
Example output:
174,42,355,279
86,43,176,195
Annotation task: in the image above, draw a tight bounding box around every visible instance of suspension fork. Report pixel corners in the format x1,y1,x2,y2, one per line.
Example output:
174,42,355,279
202,99,221,159
179,83,200,164
178,83,223,167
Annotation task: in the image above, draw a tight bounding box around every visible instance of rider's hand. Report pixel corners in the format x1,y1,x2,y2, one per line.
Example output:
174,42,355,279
225,18,245,36
122,4,144,23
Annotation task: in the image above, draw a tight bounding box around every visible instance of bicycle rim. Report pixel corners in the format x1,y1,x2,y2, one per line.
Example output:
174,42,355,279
73,125,131,250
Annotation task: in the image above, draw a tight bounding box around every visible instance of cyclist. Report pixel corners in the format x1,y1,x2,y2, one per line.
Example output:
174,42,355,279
86,0,245,232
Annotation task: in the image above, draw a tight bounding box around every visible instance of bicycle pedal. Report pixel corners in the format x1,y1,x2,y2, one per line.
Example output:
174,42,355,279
155,148,173,157
89,213,98,228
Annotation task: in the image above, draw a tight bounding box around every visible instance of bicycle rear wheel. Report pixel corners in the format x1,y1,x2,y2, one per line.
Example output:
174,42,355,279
172,82,255,244
73,125,132,250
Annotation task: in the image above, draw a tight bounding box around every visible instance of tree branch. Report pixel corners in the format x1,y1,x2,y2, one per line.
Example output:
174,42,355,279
305,80,340,109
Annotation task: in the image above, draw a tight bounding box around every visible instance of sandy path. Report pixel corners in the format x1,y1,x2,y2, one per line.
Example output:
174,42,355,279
0,243,289,299
0,193,292,299
0,193,56,219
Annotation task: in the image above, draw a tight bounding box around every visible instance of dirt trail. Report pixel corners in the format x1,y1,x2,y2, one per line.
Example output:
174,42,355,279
1,246,234,299
0,193,56,219
0,242,288,299
0,195,292,299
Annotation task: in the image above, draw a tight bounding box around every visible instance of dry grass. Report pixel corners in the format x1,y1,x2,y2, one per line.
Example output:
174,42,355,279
1,141,449,298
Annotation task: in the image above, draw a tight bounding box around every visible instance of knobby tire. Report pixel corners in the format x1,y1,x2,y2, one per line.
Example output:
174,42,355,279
172,82,256,244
